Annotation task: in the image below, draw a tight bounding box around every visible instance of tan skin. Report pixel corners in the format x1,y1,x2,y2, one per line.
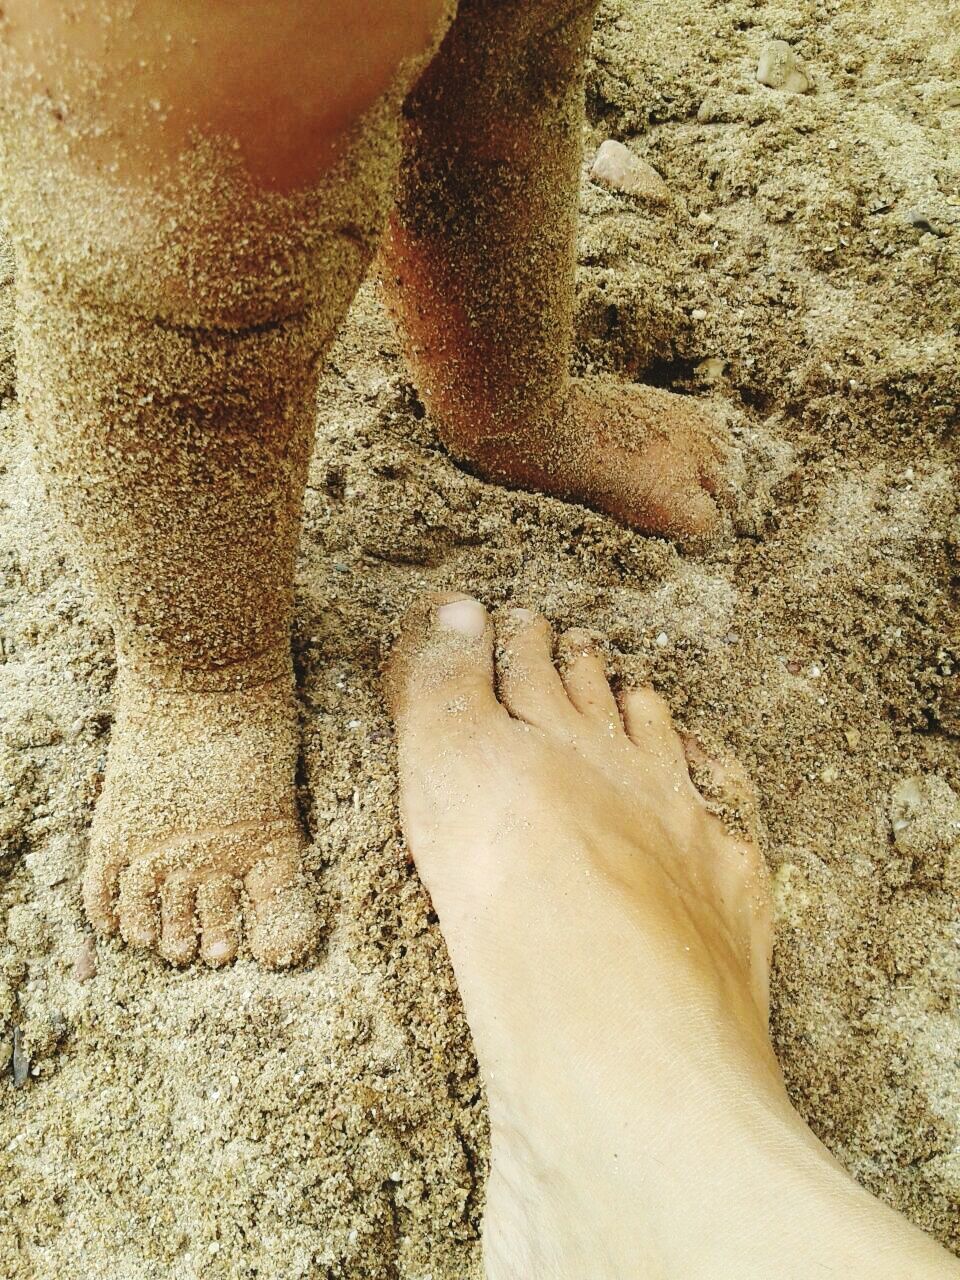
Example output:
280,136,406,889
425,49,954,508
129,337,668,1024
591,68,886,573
1,0,449,190
5,0,725,538
1,0,727,970
387,594,960,1279
381,0,727,541
3,6,954,1272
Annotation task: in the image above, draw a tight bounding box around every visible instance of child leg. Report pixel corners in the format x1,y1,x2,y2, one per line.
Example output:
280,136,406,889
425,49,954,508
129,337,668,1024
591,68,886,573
0,0,451,966
382,0,726,542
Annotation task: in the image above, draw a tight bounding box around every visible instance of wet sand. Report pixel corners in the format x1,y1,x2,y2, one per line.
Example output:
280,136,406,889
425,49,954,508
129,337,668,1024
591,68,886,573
1,0,958,1275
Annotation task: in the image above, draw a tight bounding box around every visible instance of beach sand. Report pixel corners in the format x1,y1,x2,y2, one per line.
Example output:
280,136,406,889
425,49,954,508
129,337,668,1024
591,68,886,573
1,0,958,1275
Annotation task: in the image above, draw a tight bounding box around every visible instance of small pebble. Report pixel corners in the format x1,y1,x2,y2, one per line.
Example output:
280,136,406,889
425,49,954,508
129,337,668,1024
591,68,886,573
691,308,708,321
809,663,822,678
901,208,949,237
12,1027,29,1087
72,936,97,982
889,777,924,835
655,632,669,647
786,659,802,675
590,140,671,203
844,727,861,750
756,40,812,94
697,357,728,383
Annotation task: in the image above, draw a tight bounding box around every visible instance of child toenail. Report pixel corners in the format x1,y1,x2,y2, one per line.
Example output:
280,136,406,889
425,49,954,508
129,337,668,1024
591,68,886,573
510,608,537,622
437,600,487,638
206,940,232,963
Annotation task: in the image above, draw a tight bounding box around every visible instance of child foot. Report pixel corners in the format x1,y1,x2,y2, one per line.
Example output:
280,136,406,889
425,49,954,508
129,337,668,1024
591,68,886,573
83,666,318,968
387,222,731,541
386,595,956,1279
510,375,730,542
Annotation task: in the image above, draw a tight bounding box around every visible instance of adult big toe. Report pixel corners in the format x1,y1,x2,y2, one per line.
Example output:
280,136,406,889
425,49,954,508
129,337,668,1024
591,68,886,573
386,593,505,733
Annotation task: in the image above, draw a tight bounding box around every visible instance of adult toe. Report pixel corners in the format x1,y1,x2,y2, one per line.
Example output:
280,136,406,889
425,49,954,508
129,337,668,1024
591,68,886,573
682,735,759,838
386,593,506,734
556,629,619,724
497,609,573,727
619,686,693,783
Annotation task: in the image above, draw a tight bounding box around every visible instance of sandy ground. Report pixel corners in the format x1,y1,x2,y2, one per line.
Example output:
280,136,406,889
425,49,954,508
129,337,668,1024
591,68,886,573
1,0,958,1275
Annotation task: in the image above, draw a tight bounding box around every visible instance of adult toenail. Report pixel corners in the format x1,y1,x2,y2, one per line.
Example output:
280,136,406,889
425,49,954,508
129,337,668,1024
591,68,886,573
437,600,487,638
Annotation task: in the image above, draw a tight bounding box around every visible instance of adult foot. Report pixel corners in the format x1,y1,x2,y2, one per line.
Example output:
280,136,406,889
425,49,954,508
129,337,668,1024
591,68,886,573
386,595,959,1280
83,665,319,968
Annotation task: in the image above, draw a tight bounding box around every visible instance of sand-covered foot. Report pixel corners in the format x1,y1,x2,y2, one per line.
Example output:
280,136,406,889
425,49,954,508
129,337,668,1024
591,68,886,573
83,667,319,969
563,374,729,539
387,596,959,1280
383,0,728,546
464,374,731,543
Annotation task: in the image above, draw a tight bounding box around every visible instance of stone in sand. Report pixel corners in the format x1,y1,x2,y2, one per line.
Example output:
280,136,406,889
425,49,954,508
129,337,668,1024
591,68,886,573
590,140,671,204
12,1025,29,1087
889,774,960,891
72,936,98,982
696,357,728,384
757,40,812,95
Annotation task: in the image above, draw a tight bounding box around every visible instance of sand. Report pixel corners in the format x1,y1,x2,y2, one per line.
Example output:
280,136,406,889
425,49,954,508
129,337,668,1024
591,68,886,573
0,0,958,1274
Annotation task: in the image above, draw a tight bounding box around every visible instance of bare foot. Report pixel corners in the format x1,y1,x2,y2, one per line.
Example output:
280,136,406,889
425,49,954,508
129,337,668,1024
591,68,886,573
476,374,731,543
387,222,730,541
83,665,319,968
381,0,729,545
387,595,959,1279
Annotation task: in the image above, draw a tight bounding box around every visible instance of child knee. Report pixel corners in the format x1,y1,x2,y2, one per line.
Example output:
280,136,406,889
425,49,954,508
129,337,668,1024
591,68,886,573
0,0,457,328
